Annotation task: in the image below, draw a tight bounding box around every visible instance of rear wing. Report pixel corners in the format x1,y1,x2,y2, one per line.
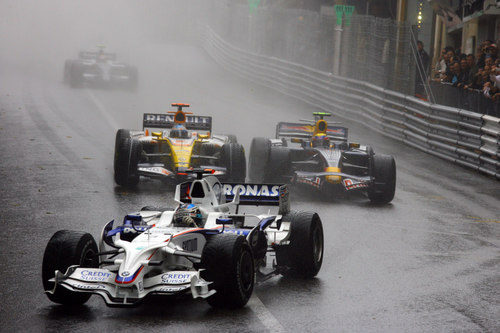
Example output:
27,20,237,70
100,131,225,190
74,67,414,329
78,51,116,61
276,122,348,141
223,183,290,215
178,182,290,215
143,114,212,131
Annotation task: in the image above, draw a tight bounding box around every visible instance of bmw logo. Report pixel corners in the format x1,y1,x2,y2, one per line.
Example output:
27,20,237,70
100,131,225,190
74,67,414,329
121,271,130,277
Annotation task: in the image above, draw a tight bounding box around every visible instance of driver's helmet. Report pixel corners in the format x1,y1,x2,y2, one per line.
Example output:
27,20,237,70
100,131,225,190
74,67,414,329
170,125,190,139
96,50,106,63
311,134,330,148
173,203,202,227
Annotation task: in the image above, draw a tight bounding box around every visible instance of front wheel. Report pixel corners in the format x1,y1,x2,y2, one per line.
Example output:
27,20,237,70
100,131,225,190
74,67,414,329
367,154,396,204
202,234,255,308
276,211,324,278
42,230,99,305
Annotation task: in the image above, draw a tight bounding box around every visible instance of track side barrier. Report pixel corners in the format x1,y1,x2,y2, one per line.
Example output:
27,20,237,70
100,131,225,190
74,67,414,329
202,27,499,179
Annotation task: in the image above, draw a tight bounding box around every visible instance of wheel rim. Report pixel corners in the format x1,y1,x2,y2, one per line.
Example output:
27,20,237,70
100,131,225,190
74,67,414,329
239,250,254,293
312,224,323,264
82,248,97,268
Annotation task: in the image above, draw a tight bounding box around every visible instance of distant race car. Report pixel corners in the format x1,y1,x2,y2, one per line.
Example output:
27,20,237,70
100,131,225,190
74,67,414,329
42,170,324,308
248,112,396,204
63,47,138,90
114,103,246,187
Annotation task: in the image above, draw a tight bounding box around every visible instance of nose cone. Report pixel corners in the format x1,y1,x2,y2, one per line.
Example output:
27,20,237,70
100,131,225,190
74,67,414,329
325,167,341,184
115,266,144,284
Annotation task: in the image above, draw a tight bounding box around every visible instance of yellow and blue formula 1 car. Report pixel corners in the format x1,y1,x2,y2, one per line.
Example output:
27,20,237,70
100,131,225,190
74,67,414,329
114,103,246,187
248,112,396,204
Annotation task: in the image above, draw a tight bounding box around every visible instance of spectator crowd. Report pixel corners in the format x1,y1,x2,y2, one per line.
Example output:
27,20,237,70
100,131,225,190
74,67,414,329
432,40,500,102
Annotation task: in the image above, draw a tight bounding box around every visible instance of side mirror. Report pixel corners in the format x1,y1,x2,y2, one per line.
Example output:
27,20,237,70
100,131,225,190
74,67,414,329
291,138,303,144
198,134,210,139
152,131,162,138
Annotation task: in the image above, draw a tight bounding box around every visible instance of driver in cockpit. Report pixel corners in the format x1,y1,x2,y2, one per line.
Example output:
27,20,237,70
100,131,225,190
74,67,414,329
172,203,203,228
169,125,191,139
96,49,107,63
311,133,331,148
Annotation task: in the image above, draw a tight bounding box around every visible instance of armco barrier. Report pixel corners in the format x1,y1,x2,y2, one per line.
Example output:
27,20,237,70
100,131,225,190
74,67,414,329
202,27,500,179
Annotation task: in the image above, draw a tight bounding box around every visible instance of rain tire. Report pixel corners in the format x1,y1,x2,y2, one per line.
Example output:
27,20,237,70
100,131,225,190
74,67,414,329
42,230,99,305
367,154,396,204
202,234,255,308
114,137,141,187
248,137,271,183
220,143,246,183
276,211,324,278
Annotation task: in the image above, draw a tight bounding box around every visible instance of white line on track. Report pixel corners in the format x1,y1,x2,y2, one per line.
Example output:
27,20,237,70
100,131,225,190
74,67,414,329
85,89,120,130
248,295,286,333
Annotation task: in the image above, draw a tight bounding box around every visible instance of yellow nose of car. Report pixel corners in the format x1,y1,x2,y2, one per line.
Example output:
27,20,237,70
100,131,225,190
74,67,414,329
325,167,341,184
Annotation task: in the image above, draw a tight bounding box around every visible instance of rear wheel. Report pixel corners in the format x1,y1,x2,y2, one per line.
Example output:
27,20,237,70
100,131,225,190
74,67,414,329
248,137,271,183
202,234,255,308
225,134,238,144
200,143,217,156
367,154,396,204
114,129,131,157
42,230,99,305
276,211,324,278
265,147,292,183
69,63,83,88
63,60,73,84
220,143,246,182
127,66,138,91
114,138,141,187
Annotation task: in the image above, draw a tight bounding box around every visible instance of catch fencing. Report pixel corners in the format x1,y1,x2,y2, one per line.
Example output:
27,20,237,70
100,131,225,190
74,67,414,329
202,26,500,179
199,2,414,96
195,1,499,115
429,82,500,118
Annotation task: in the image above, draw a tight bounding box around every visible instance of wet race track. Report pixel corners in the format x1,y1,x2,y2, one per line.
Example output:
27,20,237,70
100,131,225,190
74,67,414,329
0,44,499,332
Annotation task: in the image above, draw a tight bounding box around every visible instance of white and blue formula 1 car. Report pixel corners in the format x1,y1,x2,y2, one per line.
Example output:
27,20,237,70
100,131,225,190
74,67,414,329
63,47,138,91
42,170,324,308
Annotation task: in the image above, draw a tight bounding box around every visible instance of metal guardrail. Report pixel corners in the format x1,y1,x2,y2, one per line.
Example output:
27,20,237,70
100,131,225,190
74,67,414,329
202,26,500,179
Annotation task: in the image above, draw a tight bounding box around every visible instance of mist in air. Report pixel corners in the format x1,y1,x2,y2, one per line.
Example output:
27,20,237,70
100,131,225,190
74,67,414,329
0,0,373,143
1,1,193,76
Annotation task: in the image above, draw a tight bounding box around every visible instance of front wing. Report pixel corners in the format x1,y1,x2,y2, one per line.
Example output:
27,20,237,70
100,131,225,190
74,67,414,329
294,171,371,191
47,267,214,306
137,164,226,181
